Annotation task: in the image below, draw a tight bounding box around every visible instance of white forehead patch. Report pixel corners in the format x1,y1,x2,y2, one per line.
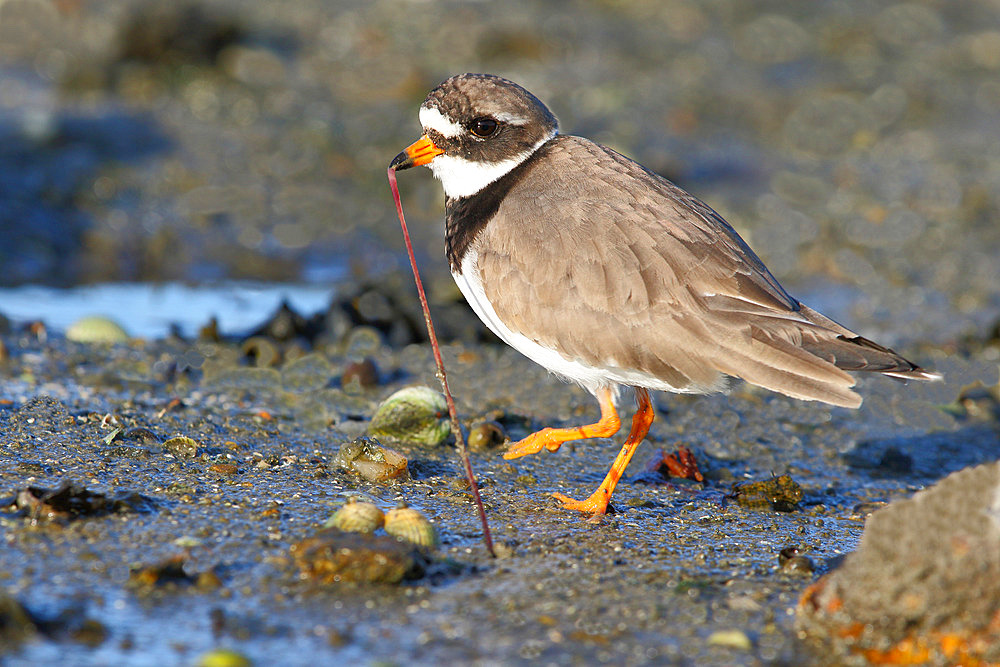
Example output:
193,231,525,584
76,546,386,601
419,106,464,138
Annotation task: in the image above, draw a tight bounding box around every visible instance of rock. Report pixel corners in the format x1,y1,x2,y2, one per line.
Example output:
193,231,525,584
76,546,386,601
290,528,427,584
8,483,155,522
163,435,200,458
798,462,1000,664
706,629,752,650
0,593,37,647
127,554,196,589
340,357,379,392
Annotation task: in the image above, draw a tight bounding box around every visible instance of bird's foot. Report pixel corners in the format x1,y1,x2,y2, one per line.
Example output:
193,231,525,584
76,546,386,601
504,388,621,460
550,490,611,517
502,428,565,459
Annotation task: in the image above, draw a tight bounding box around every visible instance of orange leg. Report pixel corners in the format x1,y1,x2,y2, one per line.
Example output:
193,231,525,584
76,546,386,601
503,386,620,459
551,387,655,516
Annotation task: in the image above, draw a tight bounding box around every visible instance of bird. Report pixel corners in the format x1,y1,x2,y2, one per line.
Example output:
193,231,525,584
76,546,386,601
389,73,939,516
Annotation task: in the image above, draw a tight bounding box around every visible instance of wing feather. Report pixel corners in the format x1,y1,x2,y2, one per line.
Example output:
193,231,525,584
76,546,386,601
474,135,933,404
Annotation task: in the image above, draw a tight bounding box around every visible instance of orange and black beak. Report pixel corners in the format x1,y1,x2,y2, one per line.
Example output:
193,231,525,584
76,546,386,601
389,134,445,171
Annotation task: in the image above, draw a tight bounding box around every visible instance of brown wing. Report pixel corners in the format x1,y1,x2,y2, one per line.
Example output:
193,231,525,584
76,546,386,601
476,136,931,408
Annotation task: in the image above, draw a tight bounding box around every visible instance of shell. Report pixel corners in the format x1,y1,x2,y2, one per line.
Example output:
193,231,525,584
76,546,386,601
325,497,385,534
65,316,129,343
467,420,507,451
195,648,252,667
334,437,409,483
369,386,450,447
729,474,803,512
384,503,438,548
163,435,199,458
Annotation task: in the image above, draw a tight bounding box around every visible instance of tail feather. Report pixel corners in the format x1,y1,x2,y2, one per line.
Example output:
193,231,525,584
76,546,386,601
708,302,942,408
707,324,863,408
795,305,941,382
692,297,939,408
801,333,918,373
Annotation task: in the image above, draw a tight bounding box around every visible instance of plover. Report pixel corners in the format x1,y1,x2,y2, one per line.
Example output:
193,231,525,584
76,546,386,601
390,73,938,516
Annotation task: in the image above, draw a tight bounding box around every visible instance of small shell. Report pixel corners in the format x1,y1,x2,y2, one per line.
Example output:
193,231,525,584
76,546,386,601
384,503,438,548
334,437,409,483
163,435,199,458
66,316,129,343
196,648,252,667
467,420,507,451
729,474,803,512
325,497,385,534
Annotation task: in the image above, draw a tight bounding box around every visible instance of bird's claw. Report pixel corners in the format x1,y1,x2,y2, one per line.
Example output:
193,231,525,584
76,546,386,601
550,491,610,516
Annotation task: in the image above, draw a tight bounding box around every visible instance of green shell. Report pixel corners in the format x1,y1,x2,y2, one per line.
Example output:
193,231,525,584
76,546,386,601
325,497,385,534
730,474,803,512
196,648,252,667
369,386,450,446
66,316,129,343
467,420,507,451
163,435,200,458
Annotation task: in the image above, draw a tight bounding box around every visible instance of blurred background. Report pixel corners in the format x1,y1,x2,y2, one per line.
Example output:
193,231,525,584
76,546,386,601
0,0,997,346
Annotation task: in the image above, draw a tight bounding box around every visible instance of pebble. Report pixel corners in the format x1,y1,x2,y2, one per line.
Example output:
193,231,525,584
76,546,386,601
706,629,752,650
291,528,426,584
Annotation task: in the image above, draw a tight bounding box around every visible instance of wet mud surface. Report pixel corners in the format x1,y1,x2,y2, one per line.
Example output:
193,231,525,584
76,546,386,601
0,321,997,665
1,0,1000,664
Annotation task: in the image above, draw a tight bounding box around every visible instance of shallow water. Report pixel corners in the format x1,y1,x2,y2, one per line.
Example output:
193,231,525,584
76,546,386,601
0,282,337,338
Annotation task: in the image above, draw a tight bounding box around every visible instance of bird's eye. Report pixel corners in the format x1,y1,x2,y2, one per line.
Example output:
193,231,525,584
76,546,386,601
470,117,499,138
